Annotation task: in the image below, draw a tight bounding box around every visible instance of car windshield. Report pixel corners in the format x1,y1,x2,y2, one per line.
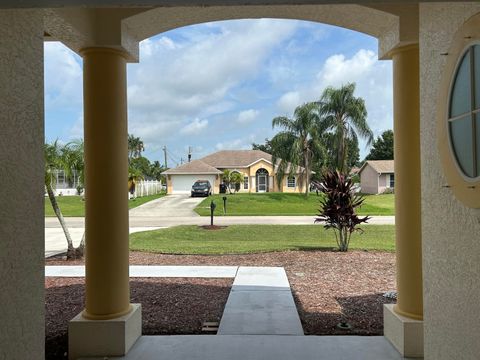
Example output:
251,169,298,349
194,182,209,186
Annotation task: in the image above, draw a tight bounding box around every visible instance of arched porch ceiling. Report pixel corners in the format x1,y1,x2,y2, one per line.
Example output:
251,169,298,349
44,4,410,61
123,4,396,42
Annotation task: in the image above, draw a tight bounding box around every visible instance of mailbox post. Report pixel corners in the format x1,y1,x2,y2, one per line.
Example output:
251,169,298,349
223,196,227,215
210,200,216,226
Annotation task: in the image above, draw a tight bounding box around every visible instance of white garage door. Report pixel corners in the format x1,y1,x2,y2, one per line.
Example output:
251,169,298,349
171,175,216,194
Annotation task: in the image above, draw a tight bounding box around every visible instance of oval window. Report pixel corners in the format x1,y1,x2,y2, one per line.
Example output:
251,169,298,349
448,45,480,180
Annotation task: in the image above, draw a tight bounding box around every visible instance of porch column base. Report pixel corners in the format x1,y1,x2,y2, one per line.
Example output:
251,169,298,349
384,304,423,358
68,304,141,360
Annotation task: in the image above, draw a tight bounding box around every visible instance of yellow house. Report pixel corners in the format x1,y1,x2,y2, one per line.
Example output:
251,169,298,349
163,150,307,194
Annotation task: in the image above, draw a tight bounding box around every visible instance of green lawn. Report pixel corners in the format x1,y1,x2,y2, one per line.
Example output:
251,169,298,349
45,193,166,217
194,193,394,216
129,224,395,255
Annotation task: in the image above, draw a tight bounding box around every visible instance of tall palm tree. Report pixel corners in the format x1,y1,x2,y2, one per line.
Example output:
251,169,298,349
317,83,373,173
271,102,324,197
128,134,145,162
45,140,85,259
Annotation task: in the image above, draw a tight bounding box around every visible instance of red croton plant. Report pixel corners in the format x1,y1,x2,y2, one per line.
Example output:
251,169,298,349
314,170,370,252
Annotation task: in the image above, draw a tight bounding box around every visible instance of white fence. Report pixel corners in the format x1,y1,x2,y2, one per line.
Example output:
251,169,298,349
131,180,164,198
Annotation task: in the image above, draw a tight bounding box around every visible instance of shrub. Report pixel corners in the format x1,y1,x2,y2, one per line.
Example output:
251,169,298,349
315,170,370,251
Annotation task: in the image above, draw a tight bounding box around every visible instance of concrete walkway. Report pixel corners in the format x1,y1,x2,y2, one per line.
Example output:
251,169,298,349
129,194,204,217
218,267,303,335
45,227,163,258
90,335,411,360
45,265,238,278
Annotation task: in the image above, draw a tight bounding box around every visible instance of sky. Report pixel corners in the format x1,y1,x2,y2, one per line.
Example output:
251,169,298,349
44,18,393,167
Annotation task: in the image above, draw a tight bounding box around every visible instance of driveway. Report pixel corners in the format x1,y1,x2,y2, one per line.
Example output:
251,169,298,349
129,194,205,217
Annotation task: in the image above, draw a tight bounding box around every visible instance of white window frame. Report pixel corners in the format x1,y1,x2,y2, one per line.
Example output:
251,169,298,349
243,176,249,190
287,176,296,188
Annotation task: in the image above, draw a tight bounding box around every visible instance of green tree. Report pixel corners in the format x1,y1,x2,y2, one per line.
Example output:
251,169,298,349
252,138,272,154
318,83,373,173
322,133,360,172
222,170,243,194
365,130,394,160
130,156,151,177
45,140,85,259
271,102,324,197
128,134,145,162
149,160,166,182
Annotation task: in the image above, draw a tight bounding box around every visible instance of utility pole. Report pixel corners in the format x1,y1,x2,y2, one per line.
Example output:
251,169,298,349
163,146,167,168
188,146,192,163
180,158,184,165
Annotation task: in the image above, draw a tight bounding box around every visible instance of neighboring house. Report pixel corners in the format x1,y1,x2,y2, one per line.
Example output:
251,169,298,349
48,169,82,196
162,150,307,194
358,160,394,194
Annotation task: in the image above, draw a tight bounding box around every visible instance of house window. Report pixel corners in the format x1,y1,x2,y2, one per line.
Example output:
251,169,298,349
244,176,248,189
287,176,296,188
389,174,395,188
448,44,480,179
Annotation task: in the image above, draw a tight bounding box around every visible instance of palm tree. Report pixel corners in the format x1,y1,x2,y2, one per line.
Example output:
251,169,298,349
45,140,85,259
128,134,145,162
317,83,373,173
271,102,324,197
222,169,240,194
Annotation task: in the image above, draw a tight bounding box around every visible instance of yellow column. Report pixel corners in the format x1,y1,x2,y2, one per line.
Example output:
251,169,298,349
391,44,423,320
82,47,131,320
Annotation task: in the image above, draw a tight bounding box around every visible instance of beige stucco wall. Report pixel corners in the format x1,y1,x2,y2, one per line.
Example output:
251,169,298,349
419,4,480,360
378,173,387,193
360,164,380,194
0,9,45,359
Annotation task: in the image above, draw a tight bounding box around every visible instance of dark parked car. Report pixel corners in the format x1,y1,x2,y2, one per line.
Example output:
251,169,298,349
191,180,212,197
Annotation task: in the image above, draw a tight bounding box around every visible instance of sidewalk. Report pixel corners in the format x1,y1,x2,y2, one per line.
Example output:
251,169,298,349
45,215,395,228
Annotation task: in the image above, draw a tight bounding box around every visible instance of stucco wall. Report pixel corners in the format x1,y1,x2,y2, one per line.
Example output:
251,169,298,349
360,164,379,194
419,4,480,360
0,9,45,359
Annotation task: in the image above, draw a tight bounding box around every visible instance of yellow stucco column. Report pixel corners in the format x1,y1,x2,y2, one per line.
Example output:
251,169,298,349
391,44,423,321
81,47,131,320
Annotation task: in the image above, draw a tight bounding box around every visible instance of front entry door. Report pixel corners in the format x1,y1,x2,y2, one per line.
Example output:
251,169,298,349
257,175,267,192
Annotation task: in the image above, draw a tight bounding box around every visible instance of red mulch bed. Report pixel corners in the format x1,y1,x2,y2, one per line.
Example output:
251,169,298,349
45,250,396,359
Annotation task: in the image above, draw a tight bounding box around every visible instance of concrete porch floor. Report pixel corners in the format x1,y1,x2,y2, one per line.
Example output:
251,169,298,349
84,335,418,360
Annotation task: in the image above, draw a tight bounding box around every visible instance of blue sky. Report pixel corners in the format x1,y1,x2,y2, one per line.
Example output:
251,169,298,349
44,19,393,167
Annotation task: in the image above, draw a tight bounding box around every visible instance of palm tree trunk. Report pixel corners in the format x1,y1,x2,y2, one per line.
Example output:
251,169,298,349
339,133,345,173
46,185,75,254
304,150,310,197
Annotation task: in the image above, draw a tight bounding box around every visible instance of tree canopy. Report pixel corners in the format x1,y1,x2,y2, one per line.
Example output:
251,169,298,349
317,83,373,173
365,130,394,161
271,102,325,196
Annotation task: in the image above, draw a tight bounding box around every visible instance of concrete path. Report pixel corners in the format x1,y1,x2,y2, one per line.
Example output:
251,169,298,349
45,215,395,228
93,335,411,360
45,227,163,258
45,265,238,278
129,194,204,217
218,267,304,336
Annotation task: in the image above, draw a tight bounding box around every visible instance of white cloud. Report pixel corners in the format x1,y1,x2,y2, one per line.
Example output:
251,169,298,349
126,19,298,151
44,42,83,109
316,49,393,143
180,118,208,135
237,109,259,124
275,49,393,156
276,91,301,114
215,138,252,151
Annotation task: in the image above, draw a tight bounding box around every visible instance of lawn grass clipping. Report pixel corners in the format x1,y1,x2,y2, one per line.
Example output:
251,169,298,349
195,193,394,216
130,224,395,255
45,192,166,217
